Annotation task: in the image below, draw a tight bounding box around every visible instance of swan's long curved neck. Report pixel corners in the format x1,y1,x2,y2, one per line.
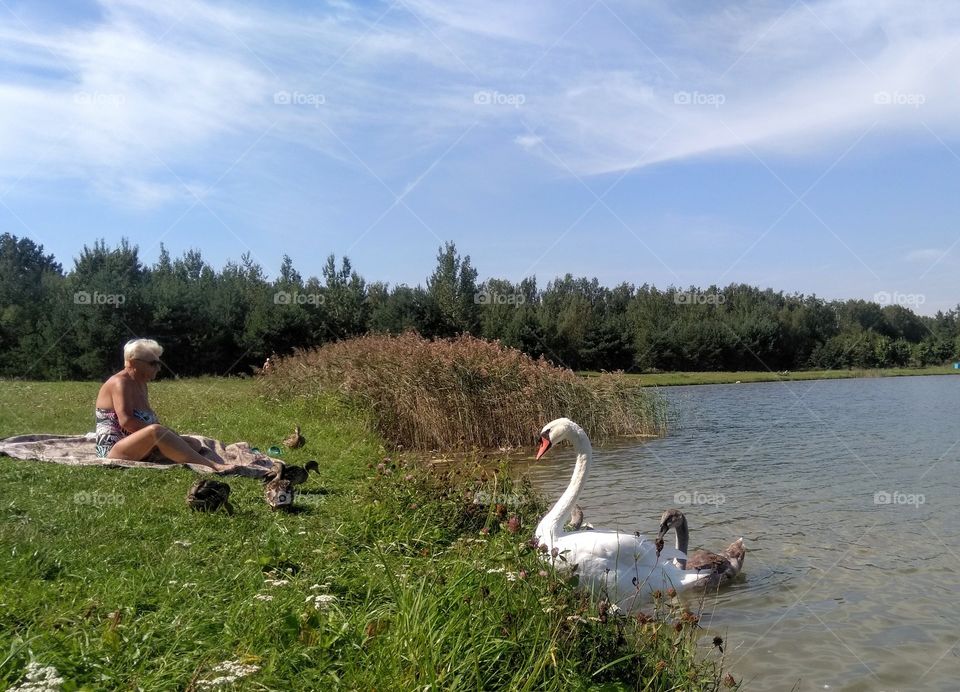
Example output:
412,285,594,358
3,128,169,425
672,520,690,570
535,428,591,545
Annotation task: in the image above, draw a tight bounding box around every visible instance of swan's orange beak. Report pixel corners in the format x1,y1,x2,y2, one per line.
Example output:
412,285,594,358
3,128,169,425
536,435,552,460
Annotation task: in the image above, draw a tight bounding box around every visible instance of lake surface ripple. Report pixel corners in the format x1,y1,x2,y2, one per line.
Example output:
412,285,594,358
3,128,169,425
519,375,960,691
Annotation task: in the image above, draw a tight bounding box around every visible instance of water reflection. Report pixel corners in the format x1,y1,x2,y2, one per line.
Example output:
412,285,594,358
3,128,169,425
519,376,960,691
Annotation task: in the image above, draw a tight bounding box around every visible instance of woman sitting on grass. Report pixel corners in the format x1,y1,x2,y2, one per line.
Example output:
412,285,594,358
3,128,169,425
95,338,238,473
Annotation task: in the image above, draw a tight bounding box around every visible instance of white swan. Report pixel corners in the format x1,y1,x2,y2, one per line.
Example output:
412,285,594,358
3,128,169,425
534,418,710,611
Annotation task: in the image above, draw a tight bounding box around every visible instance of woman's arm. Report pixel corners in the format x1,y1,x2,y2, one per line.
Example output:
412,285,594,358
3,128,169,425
111,378,153,433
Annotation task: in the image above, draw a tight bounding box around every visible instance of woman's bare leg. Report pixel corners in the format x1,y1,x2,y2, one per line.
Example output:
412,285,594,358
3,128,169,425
109,425,236,472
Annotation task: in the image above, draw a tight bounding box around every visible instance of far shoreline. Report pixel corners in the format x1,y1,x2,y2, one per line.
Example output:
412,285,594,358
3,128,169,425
582,365,960,387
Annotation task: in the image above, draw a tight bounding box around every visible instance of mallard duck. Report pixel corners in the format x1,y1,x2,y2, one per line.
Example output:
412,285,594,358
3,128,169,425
283,459,319,485
656,508,745,587
263,461,296,511
283,425,305,449
186,479,233,514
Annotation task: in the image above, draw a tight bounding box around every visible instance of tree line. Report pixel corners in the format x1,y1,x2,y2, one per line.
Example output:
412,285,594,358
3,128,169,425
1,232,958,380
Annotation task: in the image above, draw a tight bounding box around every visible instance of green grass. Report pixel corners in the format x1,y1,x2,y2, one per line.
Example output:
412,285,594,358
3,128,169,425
0,379,731,690
582,365,960,387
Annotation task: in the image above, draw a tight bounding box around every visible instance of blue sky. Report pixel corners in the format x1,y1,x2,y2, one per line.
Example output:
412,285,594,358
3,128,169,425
1,0,958,314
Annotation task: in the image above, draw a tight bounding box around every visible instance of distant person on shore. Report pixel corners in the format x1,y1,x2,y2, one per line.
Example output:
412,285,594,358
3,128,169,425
94,339,238,473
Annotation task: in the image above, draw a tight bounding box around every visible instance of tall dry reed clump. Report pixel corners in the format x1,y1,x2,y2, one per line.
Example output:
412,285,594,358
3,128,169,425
262,333,665,450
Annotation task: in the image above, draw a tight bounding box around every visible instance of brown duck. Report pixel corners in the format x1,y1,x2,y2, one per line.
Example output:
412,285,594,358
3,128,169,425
283,425,305,449
186,479,234,514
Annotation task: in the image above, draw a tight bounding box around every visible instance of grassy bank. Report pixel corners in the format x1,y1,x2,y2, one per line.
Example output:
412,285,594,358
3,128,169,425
0,379,730,690
584,365,960,387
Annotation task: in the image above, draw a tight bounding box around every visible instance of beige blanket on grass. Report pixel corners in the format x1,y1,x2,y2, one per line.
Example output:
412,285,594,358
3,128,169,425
0,433,278,477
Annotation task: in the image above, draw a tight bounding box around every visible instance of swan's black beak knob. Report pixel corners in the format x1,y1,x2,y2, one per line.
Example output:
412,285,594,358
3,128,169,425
535,434,552,460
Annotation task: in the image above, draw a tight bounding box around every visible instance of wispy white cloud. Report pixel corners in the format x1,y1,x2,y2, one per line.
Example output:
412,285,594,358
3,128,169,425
2,0,960,208
906,248,945,263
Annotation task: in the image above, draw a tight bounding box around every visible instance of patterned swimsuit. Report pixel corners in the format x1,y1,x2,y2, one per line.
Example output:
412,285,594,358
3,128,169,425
95,408,158,457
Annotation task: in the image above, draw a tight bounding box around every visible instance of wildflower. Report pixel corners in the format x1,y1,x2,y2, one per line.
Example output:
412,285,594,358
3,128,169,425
506,516,521,534
254,594,273,602
651,589,662,600
8,662,65,692
550,547,559,559
713,635,724,653
666,587,677,598
723,672,737,687
518,569,528,579
306,594,337,609
635,612,653,625
537,570,548,578
486,567,506,574
655,660,667,673
480,527,489,535
404,474,414,482
196,660,260,689
264,578,289,587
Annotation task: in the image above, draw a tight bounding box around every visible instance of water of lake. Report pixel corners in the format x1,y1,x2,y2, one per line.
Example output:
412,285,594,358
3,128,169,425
519,375,960,691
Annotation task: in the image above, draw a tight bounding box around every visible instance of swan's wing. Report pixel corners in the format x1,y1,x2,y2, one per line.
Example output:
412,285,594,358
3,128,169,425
686,550,729,573
552,530,686,568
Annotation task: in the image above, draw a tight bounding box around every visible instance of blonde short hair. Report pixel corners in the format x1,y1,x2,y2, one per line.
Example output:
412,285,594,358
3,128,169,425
124,338,163,363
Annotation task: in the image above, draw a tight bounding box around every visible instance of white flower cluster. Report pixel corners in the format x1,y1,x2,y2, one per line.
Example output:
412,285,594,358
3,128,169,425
8,662,65,692
306,593,337,609
196,660,261,689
